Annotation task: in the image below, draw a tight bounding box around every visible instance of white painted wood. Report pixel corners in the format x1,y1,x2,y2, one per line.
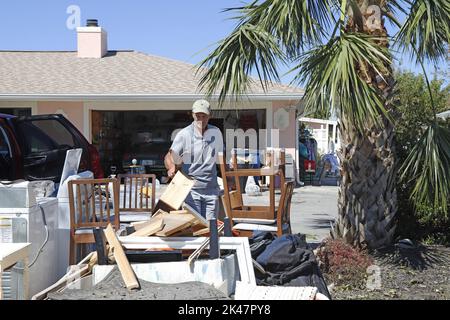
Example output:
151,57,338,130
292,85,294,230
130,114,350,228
118,236,256,285
0,243,31,300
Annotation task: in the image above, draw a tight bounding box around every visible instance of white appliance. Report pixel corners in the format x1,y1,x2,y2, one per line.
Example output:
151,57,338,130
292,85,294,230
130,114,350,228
56,170,93,279
0,197,59,299
285,153,295,180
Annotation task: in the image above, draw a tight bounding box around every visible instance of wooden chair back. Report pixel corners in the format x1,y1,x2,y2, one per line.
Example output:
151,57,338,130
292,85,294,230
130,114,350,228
117,174,156,212
276,180,295,236
67,178,119,264
218,150,286,221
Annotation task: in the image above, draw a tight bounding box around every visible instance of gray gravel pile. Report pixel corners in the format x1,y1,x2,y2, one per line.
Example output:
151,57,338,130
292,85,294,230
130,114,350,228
48,267,230,300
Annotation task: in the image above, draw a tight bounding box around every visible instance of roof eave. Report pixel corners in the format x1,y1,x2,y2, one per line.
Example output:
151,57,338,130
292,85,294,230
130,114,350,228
0,93,303,102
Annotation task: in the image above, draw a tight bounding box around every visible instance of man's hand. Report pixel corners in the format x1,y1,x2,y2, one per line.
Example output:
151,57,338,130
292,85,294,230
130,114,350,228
167,165,177,179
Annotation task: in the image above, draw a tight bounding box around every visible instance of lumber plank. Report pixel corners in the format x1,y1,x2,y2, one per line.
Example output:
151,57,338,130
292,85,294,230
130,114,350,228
159,171,195,210
104,224,140,290
183,203,209,227
31,264,90,300
169,210,189,214
154,214,196,236
128,216,165,237
193,227,210,236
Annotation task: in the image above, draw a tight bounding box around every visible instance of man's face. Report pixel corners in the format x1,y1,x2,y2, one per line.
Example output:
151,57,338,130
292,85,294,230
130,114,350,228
193,112,210,130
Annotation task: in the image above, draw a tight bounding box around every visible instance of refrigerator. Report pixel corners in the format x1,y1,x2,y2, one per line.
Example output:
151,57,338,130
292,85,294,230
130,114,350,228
0,197,59,299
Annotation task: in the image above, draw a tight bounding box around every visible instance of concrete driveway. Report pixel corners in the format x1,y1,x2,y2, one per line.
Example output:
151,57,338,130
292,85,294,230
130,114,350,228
242,185,339,242
155,184,339,242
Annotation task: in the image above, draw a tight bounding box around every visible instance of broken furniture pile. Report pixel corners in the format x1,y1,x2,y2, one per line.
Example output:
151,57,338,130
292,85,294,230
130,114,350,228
32,155,329,300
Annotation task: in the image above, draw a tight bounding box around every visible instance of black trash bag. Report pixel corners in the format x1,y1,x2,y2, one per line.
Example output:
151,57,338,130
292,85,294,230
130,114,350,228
249,231,276,259
251,233,331,299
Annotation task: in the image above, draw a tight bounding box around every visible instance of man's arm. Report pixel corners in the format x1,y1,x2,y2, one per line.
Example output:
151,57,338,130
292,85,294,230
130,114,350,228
164,150,177,178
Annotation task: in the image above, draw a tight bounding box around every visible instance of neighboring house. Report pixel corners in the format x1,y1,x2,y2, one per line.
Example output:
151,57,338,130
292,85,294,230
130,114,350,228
0,20,304,178
298,117,340,155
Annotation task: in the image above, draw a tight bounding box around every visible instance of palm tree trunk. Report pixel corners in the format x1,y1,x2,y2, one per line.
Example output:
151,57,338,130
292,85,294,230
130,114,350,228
331,1,398,249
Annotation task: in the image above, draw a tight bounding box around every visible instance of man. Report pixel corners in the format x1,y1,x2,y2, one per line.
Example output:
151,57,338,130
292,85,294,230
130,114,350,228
164,99,223,220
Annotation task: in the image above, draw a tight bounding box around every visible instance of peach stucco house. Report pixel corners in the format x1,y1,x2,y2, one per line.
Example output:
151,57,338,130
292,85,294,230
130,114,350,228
0,21,304,178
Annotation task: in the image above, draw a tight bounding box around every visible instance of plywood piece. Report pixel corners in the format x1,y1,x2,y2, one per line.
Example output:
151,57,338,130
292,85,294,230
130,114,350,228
103,224,140,290
182,203,209,227
193,227,210,236
169,210,189,214
159,171,195,210
128,216,165,237
130,220,148,231
170,227,194,237
154,214,196,237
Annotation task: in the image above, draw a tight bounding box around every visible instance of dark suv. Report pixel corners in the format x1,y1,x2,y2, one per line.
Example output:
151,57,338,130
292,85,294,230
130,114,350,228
0,113,103,182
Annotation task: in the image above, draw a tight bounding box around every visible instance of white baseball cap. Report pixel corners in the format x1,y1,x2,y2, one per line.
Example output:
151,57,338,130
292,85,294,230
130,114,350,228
192,99,211,115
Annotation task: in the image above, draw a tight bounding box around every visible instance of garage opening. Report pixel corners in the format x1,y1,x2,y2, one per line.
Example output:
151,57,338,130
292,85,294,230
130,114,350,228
91,109,266,178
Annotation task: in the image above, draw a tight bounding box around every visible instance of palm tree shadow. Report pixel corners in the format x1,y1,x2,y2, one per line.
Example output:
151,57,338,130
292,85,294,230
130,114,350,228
372,244,450,271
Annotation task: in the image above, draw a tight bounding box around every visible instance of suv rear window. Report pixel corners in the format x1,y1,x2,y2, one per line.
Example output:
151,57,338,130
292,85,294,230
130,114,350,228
0,126,10,157
18,119,76,154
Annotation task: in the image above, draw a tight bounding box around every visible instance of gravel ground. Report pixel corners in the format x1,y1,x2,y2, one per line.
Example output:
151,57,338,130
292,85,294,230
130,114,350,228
48,267,230,300
329,245,450,300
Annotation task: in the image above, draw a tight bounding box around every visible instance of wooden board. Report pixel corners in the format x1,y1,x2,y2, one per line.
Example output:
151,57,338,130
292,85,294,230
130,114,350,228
31,264,90,300
182,203,209,227
169,210,189,214
128,216,165,237
193,227,210,236
159,171,195,210
130,220,148,231
103,224,140,290
154,214,197,237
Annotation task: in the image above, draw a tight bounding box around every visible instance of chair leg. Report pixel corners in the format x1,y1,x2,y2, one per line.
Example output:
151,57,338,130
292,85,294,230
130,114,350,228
69,238,75,266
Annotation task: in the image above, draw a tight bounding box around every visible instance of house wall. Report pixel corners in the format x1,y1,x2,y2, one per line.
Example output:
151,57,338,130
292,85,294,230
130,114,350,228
37,101,84,133
271,101,297,159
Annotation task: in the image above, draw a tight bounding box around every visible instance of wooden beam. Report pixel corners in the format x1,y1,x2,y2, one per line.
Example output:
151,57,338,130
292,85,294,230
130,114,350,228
103,224,140,290
154,214,196,237
128,216,165,237
182,203,209,227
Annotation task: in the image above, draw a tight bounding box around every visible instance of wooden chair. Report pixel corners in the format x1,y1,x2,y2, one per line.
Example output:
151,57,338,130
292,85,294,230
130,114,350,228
219,149,285,221
68,178,119,265
117,173,156,223
224,180,295,237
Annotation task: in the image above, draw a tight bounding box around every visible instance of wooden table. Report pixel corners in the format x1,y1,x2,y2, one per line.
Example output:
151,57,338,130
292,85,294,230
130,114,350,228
0,243,31,300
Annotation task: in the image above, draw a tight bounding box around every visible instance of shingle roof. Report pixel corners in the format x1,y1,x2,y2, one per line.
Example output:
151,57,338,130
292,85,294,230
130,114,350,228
0,50,304,97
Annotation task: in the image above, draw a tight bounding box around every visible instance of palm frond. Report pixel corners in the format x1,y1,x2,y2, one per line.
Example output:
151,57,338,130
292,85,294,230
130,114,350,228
400,123,450,215
291,32,392,132
196,23,285,105
225,0,334,57
395,0,450,64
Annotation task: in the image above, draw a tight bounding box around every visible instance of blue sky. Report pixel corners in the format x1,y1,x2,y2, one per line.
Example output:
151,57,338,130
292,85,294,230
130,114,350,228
0,0,445,85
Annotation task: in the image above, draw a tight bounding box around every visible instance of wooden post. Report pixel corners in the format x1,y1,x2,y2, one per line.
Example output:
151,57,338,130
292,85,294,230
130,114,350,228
103,224,140,290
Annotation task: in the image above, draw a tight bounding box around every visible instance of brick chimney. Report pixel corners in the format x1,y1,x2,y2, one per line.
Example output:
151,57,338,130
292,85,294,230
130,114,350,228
77,19,108,58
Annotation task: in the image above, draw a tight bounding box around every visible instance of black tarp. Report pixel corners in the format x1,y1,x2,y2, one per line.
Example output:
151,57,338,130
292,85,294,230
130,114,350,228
249,232,331,299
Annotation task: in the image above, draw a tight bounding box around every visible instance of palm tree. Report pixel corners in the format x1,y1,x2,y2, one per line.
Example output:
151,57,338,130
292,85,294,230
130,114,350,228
196,0,450,249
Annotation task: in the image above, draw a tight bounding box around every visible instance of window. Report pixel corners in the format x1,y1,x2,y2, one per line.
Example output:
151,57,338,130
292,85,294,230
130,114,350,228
0,126,11,157
17,119,75,154
31,120,76,147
